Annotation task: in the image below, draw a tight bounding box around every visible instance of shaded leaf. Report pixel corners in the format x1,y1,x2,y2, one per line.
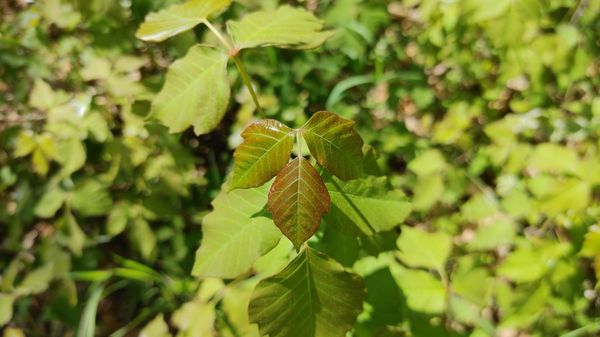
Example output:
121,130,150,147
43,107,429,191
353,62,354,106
136,0,231,42
192,184,281,278
249,247,366,337
267,157,330,249
324,174,411,236
228,5,333,50
230,119,295,190
302,111,364,180
396,226,452,270
151,45,230,135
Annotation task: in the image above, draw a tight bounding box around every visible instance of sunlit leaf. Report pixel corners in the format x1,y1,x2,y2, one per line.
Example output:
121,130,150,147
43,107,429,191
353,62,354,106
249,247,366,337
228,5,333,50
151,45,230,135
136,0,231,42
302,111,364,180
267,157,330,249
230,119,295,190
192,184,281,278
56,137,86,177
396,226,452,271
130,217,156,260
390,264,446,314
16,264,54,296
13,130,36,158
323,174,411,236
139,314,172,337
71,179,112,217
0,293,15,327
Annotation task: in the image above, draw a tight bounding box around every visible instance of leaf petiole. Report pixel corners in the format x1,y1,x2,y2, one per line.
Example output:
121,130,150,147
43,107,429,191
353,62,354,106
202,19,264,117
202,19,233,50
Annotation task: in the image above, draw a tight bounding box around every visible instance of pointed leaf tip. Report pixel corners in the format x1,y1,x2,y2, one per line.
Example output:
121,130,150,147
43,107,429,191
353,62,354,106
302,111,364,180
267,157,330,249
230,119,295,190
136,0,232,42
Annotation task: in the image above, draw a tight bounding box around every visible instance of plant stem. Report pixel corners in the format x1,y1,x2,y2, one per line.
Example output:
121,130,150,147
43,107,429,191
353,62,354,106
202,19,233,50
202,19,264,117
232,55,264,117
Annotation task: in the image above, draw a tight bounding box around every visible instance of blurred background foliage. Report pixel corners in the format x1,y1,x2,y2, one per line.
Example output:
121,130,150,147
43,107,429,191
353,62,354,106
1,0,599,336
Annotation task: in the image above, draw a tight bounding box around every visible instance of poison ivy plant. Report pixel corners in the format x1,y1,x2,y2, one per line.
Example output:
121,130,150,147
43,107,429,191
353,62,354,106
135,1,412,336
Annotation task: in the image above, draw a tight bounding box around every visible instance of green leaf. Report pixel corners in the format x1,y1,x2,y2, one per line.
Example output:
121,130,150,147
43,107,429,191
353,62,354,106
302,111,364,180
249,247,366,337
496,247,546,283
130,217,156,260
227,5,333,50
56,137,86,177
106,201,130,236
139,314,172,337
71,179,112,217
0,293,15,327
390,264,446,314
396,226,452,270
230,119,295,190
29,78,56,111
34,182,67,218
323,174,411,236
407,149,447,177
151,45,230,135
267,157,330,249
16,264,54,296
13,130,36,158
528,143,580,175
136,0,231,42
64,212,86,256
192,184,281,278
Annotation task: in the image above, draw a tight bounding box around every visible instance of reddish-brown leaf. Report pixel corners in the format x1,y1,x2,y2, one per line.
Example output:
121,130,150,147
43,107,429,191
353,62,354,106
267,157,330,249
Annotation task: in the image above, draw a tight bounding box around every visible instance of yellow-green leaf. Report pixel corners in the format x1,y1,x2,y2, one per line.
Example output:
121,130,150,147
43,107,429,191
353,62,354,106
396,226,452,271
151,45,230,135
230,119,295,190
267,157,330,249
227,6,333,50
302,111,364,180
136,0,231,42
192,184,282,278
0,293,15,327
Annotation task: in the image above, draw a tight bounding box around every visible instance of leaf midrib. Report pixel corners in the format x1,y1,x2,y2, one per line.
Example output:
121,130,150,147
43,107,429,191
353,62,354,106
234,131,293,186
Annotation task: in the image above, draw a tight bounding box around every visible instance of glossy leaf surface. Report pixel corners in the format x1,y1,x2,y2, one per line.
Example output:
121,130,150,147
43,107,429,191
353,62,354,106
249,247,366,337
267,157,330,249
302,111,364,180
230,120,295,190
136,0,231,42
192,184,281,278
227,6,333,50
151,45,230,135
324,175,411,235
